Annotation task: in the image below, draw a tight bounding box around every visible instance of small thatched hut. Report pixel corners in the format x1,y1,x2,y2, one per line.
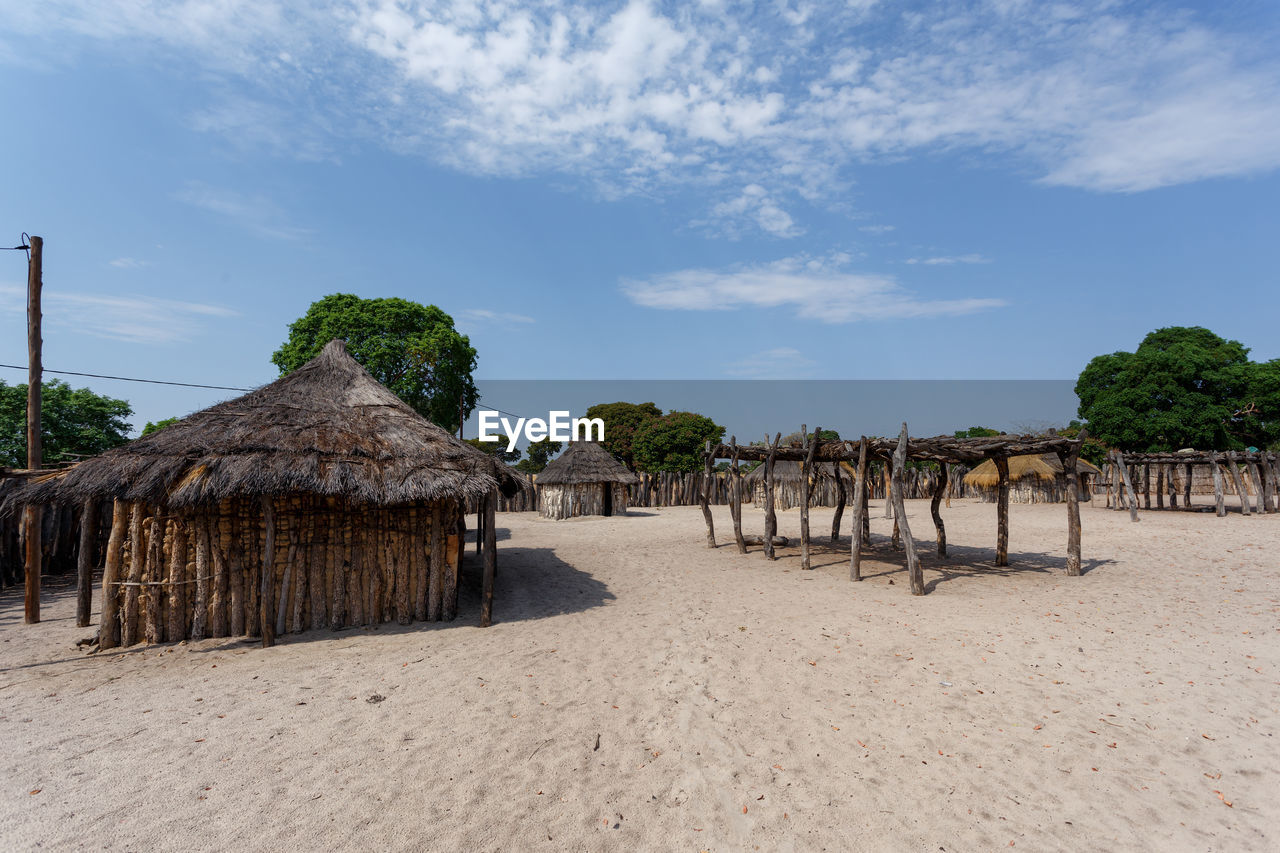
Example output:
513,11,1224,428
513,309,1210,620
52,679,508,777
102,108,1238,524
964,453,1100,503
6,339,516,649
744,460,849,510
536,441,638,519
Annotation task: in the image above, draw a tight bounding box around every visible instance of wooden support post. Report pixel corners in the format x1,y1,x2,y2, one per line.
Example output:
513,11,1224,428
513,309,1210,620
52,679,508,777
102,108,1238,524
830,461,846,543
122,502,146,646
883,464,893,518
1209,452,1226,517
700,440,716,548
1156,466,1165,509
168,517,188,643
211,510,230,638
76,498,98,628
444,503,460,621
479,490,497,627
850,438,868,581
23,235,43,624
763,433,780,561
259,498,276,648
1058,429,1085,577
994,455,1010,567
193,510,212,641
428,503,444,621
98,498,127,650
1168,464,1177,508
1142,463,1151,509
890,424,923,595
730,438,746,554
1225,451,1249,516
144,513,163,644
1184,463,1193,510
930,462,948,557
1246,458,1264,514
1113,451,1140,522
800,425,818,570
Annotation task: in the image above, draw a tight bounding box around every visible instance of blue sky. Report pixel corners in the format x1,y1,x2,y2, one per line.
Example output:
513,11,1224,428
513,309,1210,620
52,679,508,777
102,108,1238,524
1,0,1278,434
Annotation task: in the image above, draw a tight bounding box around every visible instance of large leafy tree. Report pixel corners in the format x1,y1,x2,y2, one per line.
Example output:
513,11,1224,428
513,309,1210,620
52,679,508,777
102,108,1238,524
0,379,132,467
516,438,563,475
272,294,478,433
141,417,180,436
633,411,725,473
1075,326,1278,451
582,401,661,471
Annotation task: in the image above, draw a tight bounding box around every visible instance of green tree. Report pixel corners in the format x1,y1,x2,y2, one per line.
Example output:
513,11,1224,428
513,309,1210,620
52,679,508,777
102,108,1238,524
0,379,132,467
141,417,180,436
1075,326,1265,451
464,437,521,464
515,438,563,475
582,401,661,470
954,426,1000,439
272,293,478,433
633,411,725,473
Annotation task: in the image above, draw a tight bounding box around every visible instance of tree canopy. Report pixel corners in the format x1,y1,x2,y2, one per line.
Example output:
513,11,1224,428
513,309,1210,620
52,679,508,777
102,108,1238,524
633,411,725,473
271,293,478,433
954,426,1000,439
0,379,132,467
582,401,661,471
1076,326,1279,451
515,438,562,475
141,417,180,437
464,437,521,464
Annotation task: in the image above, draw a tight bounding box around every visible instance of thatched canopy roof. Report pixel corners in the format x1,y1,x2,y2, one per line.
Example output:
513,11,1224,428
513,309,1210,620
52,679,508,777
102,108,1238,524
743,460,849,485
964,453,1101,489
536,441,638,486
7,340,518,509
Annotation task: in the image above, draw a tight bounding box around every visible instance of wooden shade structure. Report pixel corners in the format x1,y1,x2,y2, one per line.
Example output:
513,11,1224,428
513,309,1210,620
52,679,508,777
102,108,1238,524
4,340,519,648
707,428,1091,594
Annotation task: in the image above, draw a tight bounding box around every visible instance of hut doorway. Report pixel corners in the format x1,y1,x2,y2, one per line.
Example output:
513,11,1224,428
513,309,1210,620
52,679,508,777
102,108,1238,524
602,484,614,517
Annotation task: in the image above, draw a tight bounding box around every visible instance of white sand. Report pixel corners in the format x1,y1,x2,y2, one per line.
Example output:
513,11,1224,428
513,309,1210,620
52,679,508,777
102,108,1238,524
2,498,1277,851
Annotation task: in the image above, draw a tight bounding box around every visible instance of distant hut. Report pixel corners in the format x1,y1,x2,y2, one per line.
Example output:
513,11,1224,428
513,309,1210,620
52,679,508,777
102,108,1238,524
964,453,1100,503
6,340,517,649
744,460,850,510
536,441,638,519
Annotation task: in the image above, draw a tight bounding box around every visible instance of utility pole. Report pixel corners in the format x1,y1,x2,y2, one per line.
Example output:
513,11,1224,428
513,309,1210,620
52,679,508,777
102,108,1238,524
24,235,43,624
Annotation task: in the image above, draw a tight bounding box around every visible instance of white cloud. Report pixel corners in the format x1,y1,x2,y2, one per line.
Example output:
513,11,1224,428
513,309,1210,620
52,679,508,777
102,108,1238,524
174,181,310,240
7,0,1280,230
0,284,237,344
621,254,1005,323
108,257,149,269
457,308,536,326
858,224,895,234
697,184,804,238
905,254,991,266
725,346,816,378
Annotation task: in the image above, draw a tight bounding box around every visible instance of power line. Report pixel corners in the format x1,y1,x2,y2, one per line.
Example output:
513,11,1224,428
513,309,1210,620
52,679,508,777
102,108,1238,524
0,363,254,392
0,361,531,420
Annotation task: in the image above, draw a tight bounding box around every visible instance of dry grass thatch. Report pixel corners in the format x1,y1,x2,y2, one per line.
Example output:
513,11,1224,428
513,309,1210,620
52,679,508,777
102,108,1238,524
536,441,639,486
7,339,518,509
963,453,1101,489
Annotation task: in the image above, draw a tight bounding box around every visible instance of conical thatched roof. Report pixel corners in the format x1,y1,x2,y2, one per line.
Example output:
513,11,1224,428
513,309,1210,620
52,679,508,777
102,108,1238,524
963,453,1101,489
743,460,849,485
9,339,517,509
536,441,638,486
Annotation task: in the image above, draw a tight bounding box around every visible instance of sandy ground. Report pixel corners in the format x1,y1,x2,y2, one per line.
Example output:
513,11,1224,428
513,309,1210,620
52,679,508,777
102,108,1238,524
1,497,1277,852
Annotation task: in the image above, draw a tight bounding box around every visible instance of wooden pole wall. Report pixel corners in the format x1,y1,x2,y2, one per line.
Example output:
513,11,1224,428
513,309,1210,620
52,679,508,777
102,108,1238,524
799,425,817,570
480,491,497,627
1209,452,1226,517
76,498,98,627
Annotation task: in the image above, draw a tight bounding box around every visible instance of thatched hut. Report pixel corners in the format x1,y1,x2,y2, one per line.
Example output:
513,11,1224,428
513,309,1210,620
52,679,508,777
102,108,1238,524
744,460,849,510
5,339,516,649
536,441,638,519
964,453,1100,503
